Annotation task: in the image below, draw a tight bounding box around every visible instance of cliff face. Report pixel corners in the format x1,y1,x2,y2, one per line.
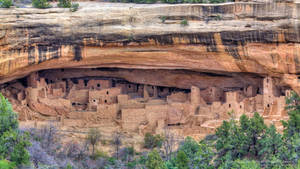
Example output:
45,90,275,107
1,2,300,140
0,2,299,92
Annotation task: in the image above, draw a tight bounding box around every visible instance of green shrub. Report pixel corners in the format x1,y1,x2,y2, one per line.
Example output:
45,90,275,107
70,3,79,12
127,160,138,169
175,150,189,169
92,150,109,160
32,0,51,8
32,0,51,9
146,149,166,169
160,16,167,23
0,94,31,167
64,164,73,169
57,0,71,8
283,91,300,138
0,160,15,169
0,0,13,8
144,133,164,149
108,157,117,165
209,0,224,3
145,0,157,3
0,130,31,166
230,159,261,169
0,94,18,134
180,19,188,26
162,0,177,3
214,112,267,167
179,137,199,158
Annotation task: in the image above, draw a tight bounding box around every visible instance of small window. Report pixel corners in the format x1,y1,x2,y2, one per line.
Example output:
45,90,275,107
97,84,101,88
84,80,88,87
229,104,231,108
104,100,107,103
72,103,76,106
93,99,96,103
106,91,109,95
267,104,270,108
128,85,131,88
240,105,242,108
195,106,200,115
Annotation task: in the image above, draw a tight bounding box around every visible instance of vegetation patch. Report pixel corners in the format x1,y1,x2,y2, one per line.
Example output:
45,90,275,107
0,94,31,168
144,133,164,149
32,0,51,9
180,19,189,26
70,3,79,12
0,0,13,8
57,0,71,8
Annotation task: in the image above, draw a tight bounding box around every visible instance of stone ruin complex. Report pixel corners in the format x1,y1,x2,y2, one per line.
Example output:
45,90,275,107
0,68,291,139
1,1,300,140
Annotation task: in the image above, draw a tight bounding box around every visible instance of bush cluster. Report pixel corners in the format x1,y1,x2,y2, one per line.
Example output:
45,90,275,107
57,0,71,8
70,3,79,12
144,133,164,149
0,94,31,168
32,0,51,9
31,0,79,11
180,19,189,26
0,0,13,8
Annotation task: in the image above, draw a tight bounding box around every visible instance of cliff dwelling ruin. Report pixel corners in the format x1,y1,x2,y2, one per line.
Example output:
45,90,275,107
0,68,292,139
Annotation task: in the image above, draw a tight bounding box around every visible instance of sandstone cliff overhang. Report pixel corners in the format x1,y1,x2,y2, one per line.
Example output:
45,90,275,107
0,2,300,92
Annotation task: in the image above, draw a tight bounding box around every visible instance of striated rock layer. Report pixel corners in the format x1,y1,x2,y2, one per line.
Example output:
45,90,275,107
0,2,300,139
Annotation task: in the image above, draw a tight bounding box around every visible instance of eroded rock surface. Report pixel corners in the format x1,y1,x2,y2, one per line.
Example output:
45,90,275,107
0,2,300,139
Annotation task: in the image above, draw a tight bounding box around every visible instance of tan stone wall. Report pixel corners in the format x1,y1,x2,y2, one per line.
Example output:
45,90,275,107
201,87,224,103
87,79,111,90
145,105,168,126
97,104,119,119
116,83,138,94
117,94,129,104
68,89,89,104
122,108,147,131
167,92,188,103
